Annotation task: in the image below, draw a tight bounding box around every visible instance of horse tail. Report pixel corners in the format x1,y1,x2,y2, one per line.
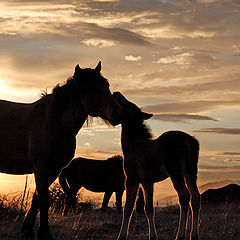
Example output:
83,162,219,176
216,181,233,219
186,135,200,181
59,169,71,197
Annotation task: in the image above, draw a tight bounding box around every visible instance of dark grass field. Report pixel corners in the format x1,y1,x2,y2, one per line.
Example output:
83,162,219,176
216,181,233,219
0,186,240,240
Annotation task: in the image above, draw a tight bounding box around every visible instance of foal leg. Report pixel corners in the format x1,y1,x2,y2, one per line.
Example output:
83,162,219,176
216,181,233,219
185,175,200,240
102,191,113,210
136,187,145,214
117,182,139,240
170,176,190,240
116,189,124,213
21,190,39,239
64,185,79,216
142,183,158,240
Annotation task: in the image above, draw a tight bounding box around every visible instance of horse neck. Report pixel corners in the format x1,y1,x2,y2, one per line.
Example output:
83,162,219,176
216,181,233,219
44,94,88,139
121,121,151,149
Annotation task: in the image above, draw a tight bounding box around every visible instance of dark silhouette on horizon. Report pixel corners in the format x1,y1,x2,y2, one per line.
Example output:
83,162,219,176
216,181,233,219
59,155,125,215
59,154,145,215
201,184,240,204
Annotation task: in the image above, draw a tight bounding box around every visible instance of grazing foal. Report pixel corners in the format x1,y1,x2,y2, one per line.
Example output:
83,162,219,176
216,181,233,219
59,155,125,215
114,92,200,240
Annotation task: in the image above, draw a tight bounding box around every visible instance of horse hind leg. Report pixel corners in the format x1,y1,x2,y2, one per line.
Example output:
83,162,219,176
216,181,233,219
185,174,200,240
141,183,158,240
170,175,190,240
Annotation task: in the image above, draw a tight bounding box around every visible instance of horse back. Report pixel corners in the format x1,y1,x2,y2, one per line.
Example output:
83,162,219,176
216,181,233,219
62,157,125,192
156,130,199,177
0,100,38,174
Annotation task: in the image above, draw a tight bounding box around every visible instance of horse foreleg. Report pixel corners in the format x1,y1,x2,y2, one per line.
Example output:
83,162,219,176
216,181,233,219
116,189,124,213
117,182,139,240
35,172,57,240
21,191,39,239
142,183,158,240
171,176,190,240
102,191,112,210
64,185,79,216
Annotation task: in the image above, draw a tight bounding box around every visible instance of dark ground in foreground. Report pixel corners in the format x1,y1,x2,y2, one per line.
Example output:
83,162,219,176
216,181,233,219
0,194,240,240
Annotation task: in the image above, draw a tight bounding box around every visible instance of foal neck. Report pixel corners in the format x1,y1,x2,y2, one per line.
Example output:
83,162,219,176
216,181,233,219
122,121,152,144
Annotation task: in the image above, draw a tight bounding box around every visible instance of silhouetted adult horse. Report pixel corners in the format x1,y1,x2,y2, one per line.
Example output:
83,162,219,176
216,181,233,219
114,92,200,240
59,155,125,215
0,62,122,240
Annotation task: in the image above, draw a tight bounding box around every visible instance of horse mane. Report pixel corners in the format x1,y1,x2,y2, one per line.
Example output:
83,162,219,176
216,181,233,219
40,77,75,99
140,122,153,140
40,71,111,125
107,155,123,161
52,77,76,97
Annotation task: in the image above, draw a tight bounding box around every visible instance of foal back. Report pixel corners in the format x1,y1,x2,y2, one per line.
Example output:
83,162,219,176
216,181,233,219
156,130,199,179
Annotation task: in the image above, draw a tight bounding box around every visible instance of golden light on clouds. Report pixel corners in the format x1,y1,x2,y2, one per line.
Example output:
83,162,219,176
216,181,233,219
0,0,239,193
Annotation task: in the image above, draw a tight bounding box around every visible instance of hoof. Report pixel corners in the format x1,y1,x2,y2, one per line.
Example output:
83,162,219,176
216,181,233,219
21,227,35,240
117,236,126,240
37,229,54,240
176,237,185,240
21,231,35,240
150,237,157,240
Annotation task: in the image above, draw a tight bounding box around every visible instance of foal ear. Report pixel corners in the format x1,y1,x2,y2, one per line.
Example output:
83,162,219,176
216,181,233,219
95,61,101,73
74,64,82,75
142,112,153,120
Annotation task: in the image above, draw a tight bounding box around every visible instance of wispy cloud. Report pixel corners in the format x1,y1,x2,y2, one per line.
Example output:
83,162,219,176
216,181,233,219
152,113,218,123
193,127,240,135
217,152,240,156
81,38,116,48
142,99,240,114
124,55,142,61
125,79,240,97
199,164,240,170
156,52,194,65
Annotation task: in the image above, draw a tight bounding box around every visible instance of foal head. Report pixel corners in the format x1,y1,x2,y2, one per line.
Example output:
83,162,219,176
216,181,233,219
113,91,153,124
72,62,122,126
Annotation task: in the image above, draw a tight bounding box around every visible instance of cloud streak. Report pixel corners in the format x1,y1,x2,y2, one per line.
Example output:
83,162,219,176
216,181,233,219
152,113,218,123
193,127,240,135
125,79,240,97
142,99,240,114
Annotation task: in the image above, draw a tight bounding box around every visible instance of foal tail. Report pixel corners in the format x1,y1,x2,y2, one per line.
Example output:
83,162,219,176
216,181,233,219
186,135,200,181
59,169,71,197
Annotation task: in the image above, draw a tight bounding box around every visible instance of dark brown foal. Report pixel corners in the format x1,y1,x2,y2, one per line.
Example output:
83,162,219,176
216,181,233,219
114,92,200,240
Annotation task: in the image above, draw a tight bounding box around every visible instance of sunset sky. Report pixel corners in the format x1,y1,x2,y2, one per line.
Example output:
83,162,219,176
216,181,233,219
0,0,239,198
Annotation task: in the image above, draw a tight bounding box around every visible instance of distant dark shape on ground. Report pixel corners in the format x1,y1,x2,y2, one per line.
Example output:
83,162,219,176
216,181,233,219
201,184,240,204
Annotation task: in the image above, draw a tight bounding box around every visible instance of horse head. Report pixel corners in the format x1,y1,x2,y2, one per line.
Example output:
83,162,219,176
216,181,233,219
73,62,123,126
113,91,152,123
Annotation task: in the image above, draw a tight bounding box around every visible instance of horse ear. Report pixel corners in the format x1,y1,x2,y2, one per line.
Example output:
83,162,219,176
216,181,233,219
74,64,82,75
142,112,153,120
95,61,101,73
